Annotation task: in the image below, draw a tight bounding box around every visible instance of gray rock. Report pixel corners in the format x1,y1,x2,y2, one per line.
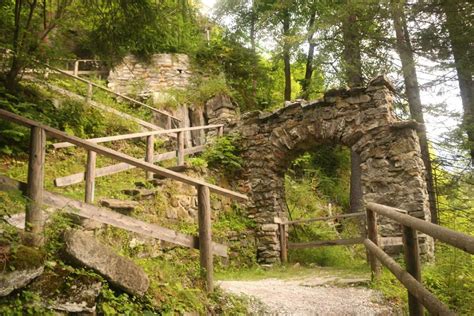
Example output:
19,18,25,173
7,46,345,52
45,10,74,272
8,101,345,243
64,229,149,296
0,266,44,296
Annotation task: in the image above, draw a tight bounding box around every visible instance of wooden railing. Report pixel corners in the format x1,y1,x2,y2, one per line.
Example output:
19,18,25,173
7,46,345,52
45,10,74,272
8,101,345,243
41,63,181,129
365,203,474,315
0,109,246,292
277,203,474,315
53,124,224,201
275,211,366,263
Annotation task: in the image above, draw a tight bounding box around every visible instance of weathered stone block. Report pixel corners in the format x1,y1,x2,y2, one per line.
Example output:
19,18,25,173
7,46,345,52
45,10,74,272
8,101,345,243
64,230,149,296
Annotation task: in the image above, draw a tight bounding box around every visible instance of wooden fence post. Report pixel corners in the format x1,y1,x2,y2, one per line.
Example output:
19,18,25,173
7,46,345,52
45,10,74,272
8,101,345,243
280,223,288,264
85,150,96,203
73,60,79,76
145,135,154,180
366,207,381,278
197,185,213,292
177,131,185,166
218,126,224,137
403,225,423,316
86,82,93,103
167,116,172,130
25,127,46,247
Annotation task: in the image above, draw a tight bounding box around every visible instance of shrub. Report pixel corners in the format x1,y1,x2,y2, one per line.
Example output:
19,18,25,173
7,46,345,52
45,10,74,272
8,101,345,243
203,134,243,174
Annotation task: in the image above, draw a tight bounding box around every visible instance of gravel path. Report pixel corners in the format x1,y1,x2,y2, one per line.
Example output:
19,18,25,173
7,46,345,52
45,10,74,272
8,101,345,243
219,276,397,315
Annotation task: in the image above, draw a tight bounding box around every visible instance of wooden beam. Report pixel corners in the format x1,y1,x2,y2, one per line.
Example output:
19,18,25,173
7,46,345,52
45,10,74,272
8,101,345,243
366,208,381,278
0,109,247,201
54,146,206,187
198,185,213,292
279,224,288,263
284,211,366,225
84,151,96,203
177,131,185,166
145,135,154,180
288,237,364,249
367,202,474,254
52,125,223,149
403,226,423,316
25,127,46,247
364,239,454,315
0,175,228,257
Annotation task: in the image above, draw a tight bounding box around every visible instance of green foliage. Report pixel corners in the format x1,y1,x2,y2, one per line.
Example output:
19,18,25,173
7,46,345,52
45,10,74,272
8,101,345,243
158,74,232,109
289,145,351,209
0,189,26,217
0,290,52,315
203,134,243,174
0,82,138,155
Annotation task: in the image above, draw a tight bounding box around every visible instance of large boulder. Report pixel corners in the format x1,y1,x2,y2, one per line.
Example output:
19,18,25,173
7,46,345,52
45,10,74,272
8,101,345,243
64,230,149,296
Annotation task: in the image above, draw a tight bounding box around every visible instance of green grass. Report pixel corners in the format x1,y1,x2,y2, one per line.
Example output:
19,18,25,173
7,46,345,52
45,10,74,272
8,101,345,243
216,264,371,282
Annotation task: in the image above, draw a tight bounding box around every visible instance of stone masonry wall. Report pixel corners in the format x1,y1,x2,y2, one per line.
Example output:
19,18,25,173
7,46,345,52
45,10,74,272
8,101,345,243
234,76,434,265
107,54,192,98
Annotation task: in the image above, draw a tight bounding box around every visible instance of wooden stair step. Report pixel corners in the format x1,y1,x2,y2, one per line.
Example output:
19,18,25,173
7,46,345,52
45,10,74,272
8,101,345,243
0,175,228,257
100,199,139,213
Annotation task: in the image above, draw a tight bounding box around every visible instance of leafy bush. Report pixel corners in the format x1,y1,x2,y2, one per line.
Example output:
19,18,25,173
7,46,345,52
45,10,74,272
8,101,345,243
203,134,243,174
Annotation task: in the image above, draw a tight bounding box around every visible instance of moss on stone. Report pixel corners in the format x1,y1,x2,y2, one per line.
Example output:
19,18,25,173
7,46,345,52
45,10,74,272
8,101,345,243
7,244,45,271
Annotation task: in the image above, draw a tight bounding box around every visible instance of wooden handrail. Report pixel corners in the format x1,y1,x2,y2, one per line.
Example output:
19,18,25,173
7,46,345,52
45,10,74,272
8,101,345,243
42,63,181,123
367,202,474,254
281,211,366,225
364,239,454,315
0,109,247,201
53,124,224,149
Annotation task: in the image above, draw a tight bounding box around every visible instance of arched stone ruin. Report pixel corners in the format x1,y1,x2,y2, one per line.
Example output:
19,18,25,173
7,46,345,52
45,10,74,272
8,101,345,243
234,76,434,265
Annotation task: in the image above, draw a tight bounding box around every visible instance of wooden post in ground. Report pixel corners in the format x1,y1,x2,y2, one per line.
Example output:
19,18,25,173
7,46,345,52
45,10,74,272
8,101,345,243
403,225,423,316
25,127,46,247
218,126,224,137
73,60,79,76
177,131,185,166
145,135,154,180
167,116,172,130
197,185,213,292
86,82,93,103
85,150,96,203
366,207,381,278
280,223,288,264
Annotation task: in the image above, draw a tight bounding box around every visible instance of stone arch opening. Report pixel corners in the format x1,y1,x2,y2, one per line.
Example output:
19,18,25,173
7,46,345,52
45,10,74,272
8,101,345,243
235,76,434,265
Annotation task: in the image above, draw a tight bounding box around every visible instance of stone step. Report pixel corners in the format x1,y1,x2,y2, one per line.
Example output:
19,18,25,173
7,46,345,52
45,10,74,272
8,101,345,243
122,188,156,201
135,179,166,188
100,199,139,214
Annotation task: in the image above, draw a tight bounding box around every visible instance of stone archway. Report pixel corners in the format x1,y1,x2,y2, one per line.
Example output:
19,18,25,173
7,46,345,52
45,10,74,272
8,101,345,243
235,76,434,265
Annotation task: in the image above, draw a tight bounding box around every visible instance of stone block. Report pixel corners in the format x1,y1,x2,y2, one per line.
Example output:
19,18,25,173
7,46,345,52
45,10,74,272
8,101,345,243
64,229,149,296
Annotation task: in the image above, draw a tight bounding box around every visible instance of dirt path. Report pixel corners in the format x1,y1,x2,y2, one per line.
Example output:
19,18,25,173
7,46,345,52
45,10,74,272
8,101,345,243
219,275,397,315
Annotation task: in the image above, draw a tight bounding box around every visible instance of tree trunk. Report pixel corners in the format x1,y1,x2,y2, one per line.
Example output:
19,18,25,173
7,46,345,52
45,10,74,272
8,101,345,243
283,8,291,101
301,10,317,100
342,13,363,87
442,0,474,165
391,0,438,224
342,11,364,214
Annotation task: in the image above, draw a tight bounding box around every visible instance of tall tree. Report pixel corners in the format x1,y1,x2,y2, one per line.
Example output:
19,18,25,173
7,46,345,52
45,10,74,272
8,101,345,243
441,0,474,165
390,0,438,223
282,5,291,101
300,1,318,100
340,3,364,214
